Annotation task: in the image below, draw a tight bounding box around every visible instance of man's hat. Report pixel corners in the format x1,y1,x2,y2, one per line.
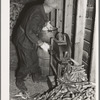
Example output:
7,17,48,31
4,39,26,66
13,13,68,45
44,0,58,9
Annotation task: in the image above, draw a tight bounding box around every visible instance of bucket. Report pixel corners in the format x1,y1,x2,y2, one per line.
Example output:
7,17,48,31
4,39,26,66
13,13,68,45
37,47,50,76
38,27,58,43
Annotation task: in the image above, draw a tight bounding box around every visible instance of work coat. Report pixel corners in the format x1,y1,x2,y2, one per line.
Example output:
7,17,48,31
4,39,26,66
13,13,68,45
12,4,48,49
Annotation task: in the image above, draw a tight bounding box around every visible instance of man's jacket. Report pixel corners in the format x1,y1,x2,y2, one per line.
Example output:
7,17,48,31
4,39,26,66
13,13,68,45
12,4,48,49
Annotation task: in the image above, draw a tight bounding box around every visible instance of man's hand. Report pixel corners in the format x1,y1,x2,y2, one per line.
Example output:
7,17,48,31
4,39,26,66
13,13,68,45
42,21,53,31
40,42,50,52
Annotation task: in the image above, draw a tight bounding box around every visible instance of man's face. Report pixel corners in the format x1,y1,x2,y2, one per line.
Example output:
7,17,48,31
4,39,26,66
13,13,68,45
44,0,58,8
45,0,64,10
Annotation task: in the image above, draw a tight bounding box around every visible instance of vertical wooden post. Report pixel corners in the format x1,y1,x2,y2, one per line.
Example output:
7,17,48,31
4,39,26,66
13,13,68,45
64,0,73,39
90,9,96,83
74,0,87,64
51,9,56,26
56,0,64,33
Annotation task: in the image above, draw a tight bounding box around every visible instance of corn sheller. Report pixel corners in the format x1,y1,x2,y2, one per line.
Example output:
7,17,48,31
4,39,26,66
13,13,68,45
32,32,95,100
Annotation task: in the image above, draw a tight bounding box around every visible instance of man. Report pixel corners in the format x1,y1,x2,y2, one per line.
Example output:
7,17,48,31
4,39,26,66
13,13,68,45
12,0,58,99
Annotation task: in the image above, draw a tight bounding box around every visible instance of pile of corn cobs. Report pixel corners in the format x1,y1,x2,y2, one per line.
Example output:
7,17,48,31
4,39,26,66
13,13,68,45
32,61,95,100
33,82,95,100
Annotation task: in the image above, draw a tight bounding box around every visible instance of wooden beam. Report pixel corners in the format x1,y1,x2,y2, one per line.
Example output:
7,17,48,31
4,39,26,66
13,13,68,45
51,9,56,27
74,0,87,64
90,9,96,83
56,0,64,33
64,0,73,39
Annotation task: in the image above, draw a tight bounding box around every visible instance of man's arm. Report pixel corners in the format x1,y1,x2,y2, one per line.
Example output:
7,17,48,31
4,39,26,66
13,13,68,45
25,14,43,45
25,13,50,52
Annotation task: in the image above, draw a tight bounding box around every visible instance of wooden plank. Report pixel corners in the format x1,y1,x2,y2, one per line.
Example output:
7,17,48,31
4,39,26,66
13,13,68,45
51,9,56,26
86,7,94,18
85,18,93,30
87,0,95,7
84,29,92,42
83,41,91,53
90,8,96,82
73,0,77,6
64,0,73,38
56,0,64,33
73,0,77,15
74,0,88,64
82,50,89,64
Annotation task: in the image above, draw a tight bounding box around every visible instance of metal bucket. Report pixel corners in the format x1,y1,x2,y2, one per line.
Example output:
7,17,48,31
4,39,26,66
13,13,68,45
38,27,58,43
37,47,50,76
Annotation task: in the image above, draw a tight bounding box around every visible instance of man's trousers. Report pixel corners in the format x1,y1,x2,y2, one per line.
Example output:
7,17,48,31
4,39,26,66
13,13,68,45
15,44,41,92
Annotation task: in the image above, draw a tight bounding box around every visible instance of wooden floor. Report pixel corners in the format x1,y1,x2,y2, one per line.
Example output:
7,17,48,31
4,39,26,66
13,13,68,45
10,41,50,100
10,70,49,100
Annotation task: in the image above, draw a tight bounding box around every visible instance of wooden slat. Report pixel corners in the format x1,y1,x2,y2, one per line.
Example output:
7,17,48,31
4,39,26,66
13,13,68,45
51,9,56,26
82,50,89,64
73,0,77,15
64,0,73,38
90,8,96,82
86,7,94,18
74,0,88,64
87,0,95,7
84,29,92,42
56,0,64,33
83,41,91,53
85,18,93,30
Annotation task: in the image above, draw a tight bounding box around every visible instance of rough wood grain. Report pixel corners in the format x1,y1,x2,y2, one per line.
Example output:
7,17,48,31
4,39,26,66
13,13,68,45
64,0,73,38
90,9,96,83
56,0,64,33
51,9,56,26
86,7,94,18
74,0,87,64
82,50,89,64
85,18,93,30
84,29,92,42
83,41,91,53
